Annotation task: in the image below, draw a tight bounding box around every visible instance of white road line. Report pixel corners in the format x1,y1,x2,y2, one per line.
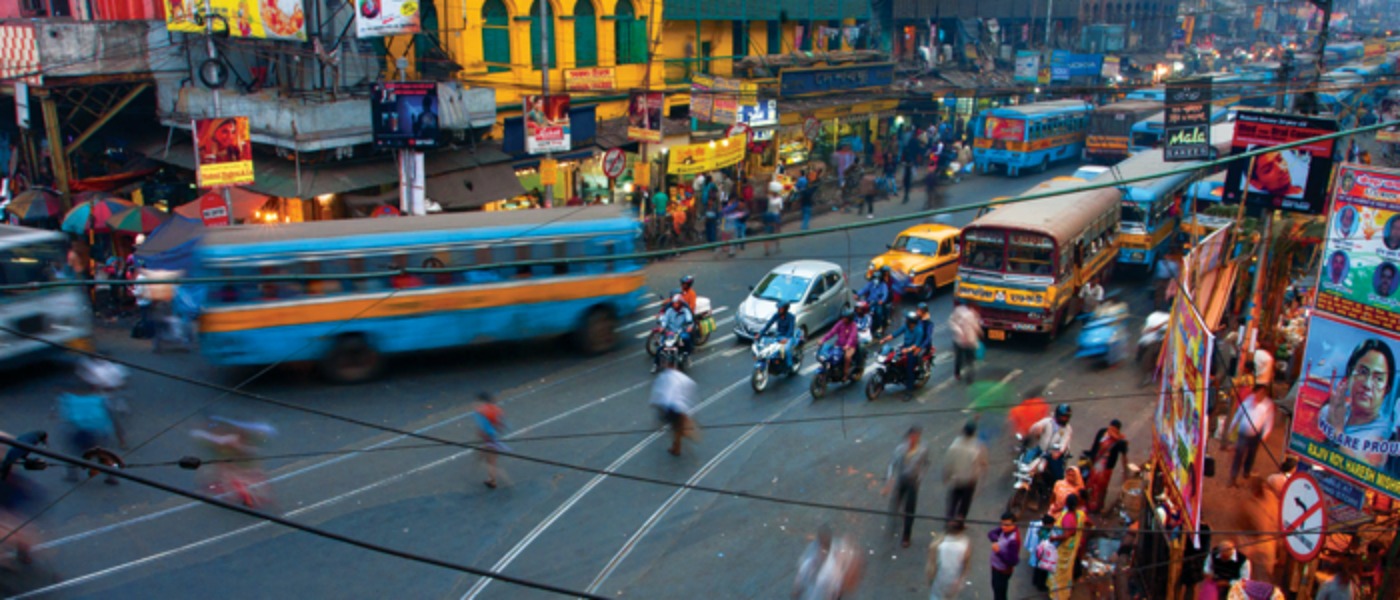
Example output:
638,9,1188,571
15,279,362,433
32,330,755,594
935,351,954,364
640,299,663,311
624,314,658,329
1044,377,1064,394
1000,369,1024,384
928,376,958,396
459,377,750,600
712,306,729,315
722,346,749,358
800,363,819,375
585,391,811,594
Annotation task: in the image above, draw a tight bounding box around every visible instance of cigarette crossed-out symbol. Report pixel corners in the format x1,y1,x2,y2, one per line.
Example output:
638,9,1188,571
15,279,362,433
1285,495,1322,547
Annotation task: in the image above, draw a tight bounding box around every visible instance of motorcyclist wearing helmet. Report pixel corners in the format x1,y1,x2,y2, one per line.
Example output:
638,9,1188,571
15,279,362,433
857,266,893,331
821,306,861,380
679,275,698,314
758,301,800,370
1028,404,1074,483
915,301,935,354
881,310,931,390
653,293,695,372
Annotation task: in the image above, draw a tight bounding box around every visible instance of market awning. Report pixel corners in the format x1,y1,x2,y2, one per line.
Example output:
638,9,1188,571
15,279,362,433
427,163,527,211
173,188,272,221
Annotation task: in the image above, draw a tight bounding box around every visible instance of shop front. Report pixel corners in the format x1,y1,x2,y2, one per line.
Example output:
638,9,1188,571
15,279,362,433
771,97,900,179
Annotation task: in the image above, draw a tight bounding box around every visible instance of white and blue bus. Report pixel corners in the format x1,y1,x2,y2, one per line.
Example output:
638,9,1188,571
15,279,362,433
0,225,92,366
972,100,1093,177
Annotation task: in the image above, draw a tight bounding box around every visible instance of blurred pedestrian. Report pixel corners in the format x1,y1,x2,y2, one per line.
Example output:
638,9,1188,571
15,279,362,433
1049,494,1088,600
925,518,971,600
1084,419,1129,513
1007,388,1050,438
793,524,832,599
902,160,914,204
0,431,47,481
650,363,699,456
942,421,987,521
57,390,118,484
1228,383,1275,487
1025,514,1056,593
472,392,508,489
883,426,930,548
722,191,747,257
948,304,982,383
764,180,785,256
987,512,1021,600
858,170,879,219
191,416,276,506
1152,256,1180,310
1315,565,1358,600
797,170,814,231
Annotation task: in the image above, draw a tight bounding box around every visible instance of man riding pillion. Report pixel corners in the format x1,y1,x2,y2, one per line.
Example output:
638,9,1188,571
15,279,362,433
758,301,800,371
915,302,935,354
821,307,861,381
880,311,930,392
679,275,698,314
652,294,695,373
858,266,893,332
1027,404,1074,484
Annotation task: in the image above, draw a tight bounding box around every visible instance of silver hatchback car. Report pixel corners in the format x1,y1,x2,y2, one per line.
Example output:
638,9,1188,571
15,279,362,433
734,260,850,341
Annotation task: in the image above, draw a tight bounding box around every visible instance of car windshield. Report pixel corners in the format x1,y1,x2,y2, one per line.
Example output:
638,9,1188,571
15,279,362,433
892,235,940,255
753,273,811,303
0,240,65,296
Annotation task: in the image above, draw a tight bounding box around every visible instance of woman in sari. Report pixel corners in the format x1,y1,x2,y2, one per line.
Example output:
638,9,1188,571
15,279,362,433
1049,465,1085,517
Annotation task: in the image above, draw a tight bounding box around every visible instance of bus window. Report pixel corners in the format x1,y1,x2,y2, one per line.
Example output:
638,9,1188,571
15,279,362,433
963,230,1005,271
466,246,506,283
317,259,351,295
0,240,63,295
1007,233,1054,275
1122,202,1148,229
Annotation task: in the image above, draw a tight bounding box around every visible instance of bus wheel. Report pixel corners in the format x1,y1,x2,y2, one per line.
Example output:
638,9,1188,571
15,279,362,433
321,334,382,384
574,306,619,355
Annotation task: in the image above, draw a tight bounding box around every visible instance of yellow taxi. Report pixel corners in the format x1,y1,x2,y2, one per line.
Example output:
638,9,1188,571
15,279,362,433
867,223,962,300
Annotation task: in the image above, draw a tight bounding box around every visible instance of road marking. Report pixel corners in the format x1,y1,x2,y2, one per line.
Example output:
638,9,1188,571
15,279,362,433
928,376,958,396
1000,369,1024,384
1045,377,1064,393
722,345,749,358
585,391,811,594
640,299,663,311
935,351,953,364
460,377,751,600
800,363,819,375
624,314,658,329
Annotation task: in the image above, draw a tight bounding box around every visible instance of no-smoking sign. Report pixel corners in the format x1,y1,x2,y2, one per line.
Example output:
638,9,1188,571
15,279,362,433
602,147,627,179
1278,472,1327,562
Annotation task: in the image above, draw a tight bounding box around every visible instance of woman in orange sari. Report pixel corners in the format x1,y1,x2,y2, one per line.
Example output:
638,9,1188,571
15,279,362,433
1049,466,1085,517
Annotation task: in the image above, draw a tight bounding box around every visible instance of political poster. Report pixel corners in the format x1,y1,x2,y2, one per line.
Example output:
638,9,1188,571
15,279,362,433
163,0,307,41
666,134,746,176
1164,77,1212,162
355,0,421,37
192,117,254,188
627,91,663,143
524,95,571,154
1315,166,1400,329
1155,290,1213,530
371,82,441,149
1220,110,1338,215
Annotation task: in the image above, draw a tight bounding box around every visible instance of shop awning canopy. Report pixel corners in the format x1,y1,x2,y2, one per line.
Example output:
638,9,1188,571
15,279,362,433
174,189,272,221
427,163,528,211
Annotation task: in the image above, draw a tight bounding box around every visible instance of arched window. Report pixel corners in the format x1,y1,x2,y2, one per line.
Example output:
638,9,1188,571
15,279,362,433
573,0,597,67
482,0,511,73
526,0,554,68
614,0,646,65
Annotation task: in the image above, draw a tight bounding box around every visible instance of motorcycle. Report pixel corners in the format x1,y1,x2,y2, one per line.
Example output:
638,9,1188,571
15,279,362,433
810,342,866,399
751,333,804,393
655,329,692,372
864,344,933,401
1136,311,1170,367
1075,302,1129,367
646,296,715,356
1005,433,1055,519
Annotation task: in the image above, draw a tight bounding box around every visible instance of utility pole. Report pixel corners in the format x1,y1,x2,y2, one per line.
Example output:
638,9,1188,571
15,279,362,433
540,0,554,208
204,0,233,224
1045,0,1055,50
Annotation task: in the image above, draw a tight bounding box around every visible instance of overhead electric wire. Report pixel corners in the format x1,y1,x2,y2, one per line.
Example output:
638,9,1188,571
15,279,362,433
0,436,607,599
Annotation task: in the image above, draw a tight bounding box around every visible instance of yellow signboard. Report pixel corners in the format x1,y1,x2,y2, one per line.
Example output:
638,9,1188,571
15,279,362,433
565,67,616,91
633,161,650,187
539,158,558,185
667,134,747,176
956,282,1050,308
163,0,307,41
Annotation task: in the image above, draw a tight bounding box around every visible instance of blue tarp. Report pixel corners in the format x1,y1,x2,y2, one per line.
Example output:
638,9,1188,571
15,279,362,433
134,215,203,271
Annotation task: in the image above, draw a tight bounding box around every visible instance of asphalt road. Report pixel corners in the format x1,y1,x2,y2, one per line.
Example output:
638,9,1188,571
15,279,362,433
1,164,1167,599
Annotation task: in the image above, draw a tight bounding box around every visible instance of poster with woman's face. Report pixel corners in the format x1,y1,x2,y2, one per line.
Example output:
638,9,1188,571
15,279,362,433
192,116,254,188
1316,166,1400,331
1289,314,1400,500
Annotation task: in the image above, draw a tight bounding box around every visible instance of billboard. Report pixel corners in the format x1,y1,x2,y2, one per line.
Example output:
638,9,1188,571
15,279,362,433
355,0,421,37
371,82,441,149
1221,111,1338,214
1154,289,1214,530
1049,51,1103,81
1014,51,1040,83
192,117,254,189
524,95,571,154
627,91,664,143
1164,78,1213,162
163,0,307,41
666,134,746,176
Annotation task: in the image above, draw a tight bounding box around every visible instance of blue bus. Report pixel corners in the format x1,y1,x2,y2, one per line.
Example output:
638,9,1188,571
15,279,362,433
1317,70,1361,115
195,207,647,382
1125,88,1166,102
1325,42,1365,64
1181,172,1234,239
972,100,1093,177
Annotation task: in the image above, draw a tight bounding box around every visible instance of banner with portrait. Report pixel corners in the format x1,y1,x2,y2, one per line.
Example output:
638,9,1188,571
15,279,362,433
524,95,571,154
192,117,254,189
627,91,664,143
1316,166,1400,329
355,0,421,37
665,134,746,176
1220,110,1338,215
1154,293,1213,530
163,0,307,41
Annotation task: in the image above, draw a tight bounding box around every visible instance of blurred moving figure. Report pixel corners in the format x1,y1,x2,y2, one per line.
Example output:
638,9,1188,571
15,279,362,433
650,363,699,456
793,524,864,600
191,416,276,507
472,392,509,489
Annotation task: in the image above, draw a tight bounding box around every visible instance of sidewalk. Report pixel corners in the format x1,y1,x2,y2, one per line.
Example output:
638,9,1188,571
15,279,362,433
1195,423,1290,584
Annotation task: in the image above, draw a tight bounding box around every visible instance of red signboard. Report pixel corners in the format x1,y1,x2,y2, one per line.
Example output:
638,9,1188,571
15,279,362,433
199,192,230,227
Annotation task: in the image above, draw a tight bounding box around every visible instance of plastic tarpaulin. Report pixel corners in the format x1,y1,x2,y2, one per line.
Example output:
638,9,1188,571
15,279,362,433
134,215,203,271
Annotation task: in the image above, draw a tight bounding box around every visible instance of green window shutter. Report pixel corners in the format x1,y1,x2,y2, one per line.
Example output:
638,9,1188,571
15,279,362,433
483,0,511,73
574,0,597,67
529,0,557,69
766,21,782,55
627,17,647,64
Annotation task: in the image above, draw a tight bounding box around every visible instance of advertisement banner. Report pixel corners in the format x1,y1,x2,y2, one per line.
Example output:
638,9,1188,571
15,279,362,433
192,117,254,189
355,0,420,37
565,67,616,91
163,0,306,40
778,63,895,96
1049,51,1102,81
1154,292,1213,530
1164,77,1213,162
627,91,664,143
1316,166,1400,329
666,134,746,176
1014,51,1040,83
691,74,751,123
1101,56,1121,80
1221,111,1339,214
737,100,779,128
524,95,571,154
371,82,441,149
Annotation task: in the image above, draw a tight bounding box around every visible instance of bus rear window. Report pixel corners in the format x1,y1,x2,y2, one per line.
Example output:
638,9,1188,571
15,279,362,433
0,241,64,295
985,118,1025,142
1007,234,1055,276
962,230,1005,271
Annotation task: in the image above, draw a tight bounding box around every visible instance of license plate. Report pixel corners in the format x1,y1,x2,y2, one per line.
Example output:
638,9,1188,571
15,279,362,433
989,330,1006,341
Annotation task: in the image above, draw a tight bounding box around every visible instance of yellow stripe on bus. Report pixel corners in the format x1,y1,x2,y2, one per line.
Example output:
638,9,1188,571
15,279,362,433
199,273,646,334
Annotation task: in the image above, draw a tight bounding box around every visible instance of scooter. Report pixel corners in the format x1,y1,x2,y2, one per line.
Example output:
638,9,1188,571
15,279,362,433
655,329,692,372
1075,301,1129,367
864,344,933,401
646,296,715,355
751,333,804,393
1136,311,1170,365
810,342,866,399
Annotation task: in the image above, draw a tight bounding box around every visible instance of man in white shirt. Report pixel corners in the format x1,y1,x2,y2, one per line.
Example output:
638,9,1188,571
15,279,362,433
1027,404,1074,484
650,364,697,456
1228,384,1276,487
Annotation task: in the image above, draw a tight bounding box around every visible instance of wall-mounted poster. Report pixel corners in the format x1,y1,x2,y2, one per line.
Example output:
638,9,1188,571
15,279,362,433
192,117,254,188
164,0,307,41
524,95,571,154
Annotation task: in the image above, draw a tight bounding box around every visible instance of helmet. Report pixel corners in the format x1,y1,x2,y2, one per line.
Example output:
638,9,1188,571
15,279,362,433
777,301,791,313
671,294,685,305
879,266,892,276
680,275,694,288
917,301,929,313
840,306,855,319
670,288,683,297
905,310,919,323
1054,404,1073,422
855,300,871,315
